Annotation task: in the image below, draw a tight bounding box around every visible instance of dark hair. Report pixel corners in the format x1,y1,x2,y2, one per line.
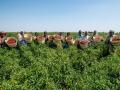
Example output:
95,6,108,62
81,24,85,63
20,31,24,35
67,32,70,36
78,30,82,34
109,30,114,36
93,30,97,35
44,31,47,35
35,32,38,36
59,32,63,36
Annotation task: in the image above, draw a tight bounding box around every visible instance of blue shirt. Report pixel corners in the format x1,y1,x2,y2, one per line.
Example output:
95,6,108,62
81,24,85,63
77,34,84,40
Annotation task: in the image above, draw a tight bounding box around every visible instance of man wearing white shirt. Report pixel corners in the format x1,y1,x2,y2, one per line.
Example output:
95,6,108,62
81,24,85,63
99,30,115,58
83,31,90,40
17,31,27,45
77,30,84,40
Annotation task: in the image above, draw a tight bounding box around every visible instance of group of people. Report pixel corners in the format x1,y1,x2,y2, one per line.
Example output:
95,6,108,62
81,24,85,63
0,30,120,58
32,30,98,48
0,30,120,49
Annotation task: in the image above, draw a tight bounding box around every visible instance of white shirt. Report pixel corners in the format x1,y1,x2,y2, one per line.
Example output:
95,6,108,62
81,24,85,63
17,33,23,41
83,35,90,40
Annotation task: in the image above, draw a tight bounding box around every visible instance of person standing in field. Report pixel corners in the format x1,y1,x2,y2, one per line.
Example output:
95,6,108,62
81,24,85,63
34,32,38,39
105,30,115,52
44,31,48,43
77,30,84,40
91,30,98,45
76,31,90,50
99,30,116,58
59,32,64,42
50,32,64,48
0,32,7,47
76,30,84,49
17,31,27,45
63,32,74,48
91,30,98,39
83,31,90,40
33,32,38,44
91,30,104,45
0,35,2,47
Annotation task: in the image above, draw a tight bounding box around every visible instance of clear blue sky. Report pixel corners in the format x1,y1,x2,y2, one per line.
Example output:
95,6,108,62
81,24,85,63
0,0,120,32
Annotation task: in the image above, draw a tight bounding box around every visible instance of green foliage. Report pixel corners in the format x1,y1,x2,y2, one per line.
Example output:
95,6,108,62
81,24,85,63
0,33,120,90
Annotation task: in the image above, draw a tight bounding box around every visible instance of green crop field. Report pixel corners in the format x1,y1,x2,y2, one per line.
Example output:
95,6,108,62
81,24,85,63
0,32,120,90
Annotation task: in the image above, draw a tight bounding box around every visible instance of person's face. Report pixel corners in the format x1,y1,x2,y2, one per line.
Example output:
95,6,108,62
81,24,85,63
109,31,114,36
